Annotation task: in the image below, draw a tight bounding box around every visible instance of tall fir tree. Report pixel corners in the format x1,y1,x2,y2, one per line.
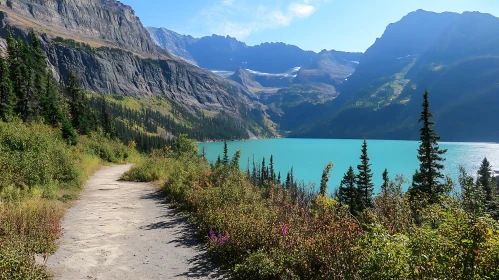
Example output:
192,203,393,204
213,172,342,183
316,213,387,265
100,96,116,138
476,158,495,203
66,71,91,134
409,90,447,205
0,56,14,121
41,71,62,126
222,141,229,166
357,138,374,210
338,166,358,215
30,30,46,117
319,162,334,196
381,169,390,195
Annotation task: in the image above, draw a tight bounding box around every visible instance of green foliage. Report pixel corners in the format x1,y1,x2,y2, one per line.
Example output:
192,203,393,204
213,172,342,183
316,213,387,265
0,121,83,190
0,56,14,121
357,138,374,210
78,132,133,163
338,166,359,215
123,138,499,279
410,90,448,205
319,162,333,196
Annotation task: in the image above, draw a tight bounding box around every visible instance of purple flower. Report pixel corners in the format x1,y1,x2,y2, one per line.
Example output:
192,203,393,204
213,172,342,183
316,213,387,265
209,229,216,240
281,226,287,235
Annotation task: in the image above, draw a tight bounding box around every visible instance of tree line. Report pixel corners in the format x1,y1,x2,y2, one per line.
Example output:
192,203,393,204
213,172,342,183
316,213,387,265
215,90,499,221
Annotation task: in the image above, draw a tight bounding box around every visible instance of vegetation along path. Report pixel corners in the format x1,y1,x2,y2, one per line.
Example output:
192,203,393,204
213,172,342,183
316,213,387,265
47,164,222,279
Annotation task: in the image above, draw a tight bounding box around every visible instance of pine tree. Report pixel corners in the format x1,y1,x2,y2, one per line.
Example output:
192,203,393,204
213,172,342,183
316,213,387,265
100,96,116,138
30,30,46,117
61,116,78,146
269,155,275,184
409,90,447,205
381,169,390,195
477,157,495,203
41,71,62,126
222,141,229,166
66,71,90,134
0,56,14,121
338,166,358,215
357,138,374,210
319,162,334,196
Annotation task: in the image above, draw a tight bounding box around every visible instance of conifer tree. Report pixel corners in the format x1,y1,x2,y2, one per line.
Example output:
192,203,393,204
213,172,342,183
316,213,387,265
339,166,358,215
30,30,46,117
7,30,21,108
409,90,447,205
41,71,62,126
319,162,334,196
381,169,390,195
222,141,229,166
61,116,78,146
0,56,14,121
269,155,275,184
66,71,90,134
357,138,374,210
231,150,241,169
477,157,495,203
100,96,116,138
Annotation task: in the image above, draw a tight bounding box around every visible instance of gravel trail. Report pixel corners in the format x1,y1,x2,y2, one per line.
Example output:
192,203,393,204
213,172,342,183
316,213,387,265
47,164,222,280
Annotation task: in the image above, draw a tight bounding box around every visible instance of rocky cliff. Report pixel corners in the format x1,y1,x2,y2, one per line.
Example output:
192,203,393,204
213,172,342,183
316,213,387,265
0,0,253,116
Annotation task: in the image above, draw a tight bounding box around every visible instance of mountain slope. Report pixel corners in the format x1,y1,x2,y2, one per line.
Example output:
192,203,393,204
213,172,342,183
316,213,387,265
297,10,499,142
147,27,198,64
0,0,269,139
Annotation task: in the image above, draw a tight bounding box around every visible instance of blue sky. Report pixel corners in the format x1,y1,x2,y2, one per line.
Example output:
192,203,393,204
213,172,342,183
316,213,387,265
119,0,499,52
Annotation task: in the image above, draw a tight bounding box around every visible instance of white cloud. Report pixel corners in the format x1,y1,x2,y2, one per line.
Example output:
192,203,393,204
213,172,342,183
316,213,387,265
197,0,329,40
288,3,315,18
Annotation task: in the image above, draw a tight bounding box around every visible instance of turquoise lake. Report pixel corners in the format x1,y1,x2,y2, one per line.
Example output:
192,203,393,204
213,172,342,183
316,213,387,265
198,139,499,194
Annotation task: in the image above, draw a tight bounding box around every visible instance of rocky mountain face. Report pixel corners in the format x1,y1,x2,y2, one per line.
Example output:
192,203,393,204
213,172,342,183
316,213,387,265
147,27,361,75
147,27,198,64
294,50,362,85
0,0,258,122
297,10,499,142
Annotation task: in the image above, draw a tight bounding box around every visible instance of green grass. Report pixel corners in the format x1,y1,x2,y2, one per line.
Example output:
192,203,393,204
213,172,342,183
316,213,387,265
0,121,140,279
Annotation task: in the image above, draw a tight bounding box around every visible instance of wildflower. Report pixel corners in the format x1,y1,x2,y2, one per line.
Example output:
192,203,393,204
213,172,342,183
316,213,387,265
209,229,216,240
281,224,290,235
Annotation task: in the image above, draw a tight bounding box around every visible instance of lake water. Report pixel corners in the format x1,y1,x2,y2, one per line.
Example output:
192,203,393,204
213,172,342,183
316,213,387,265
198,139,499,194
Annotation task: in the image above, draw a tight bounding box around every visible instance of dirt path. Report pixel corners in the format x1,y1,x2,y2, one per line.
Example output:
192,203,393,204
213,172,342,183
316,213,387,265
47,164,223,280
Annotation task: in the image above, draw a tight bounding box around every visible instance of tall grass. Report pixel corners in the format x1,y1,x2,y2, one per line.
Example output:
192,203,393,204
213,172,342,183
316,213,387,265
124,141,499,279
0,121,139,279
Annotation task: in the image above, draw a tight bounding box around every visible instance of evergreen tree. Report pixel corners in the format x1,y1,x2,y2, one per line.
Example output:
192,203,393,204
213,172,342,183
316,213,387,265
357,138,374,210
61,116,78,146
338,166,358,215
66,71,90,134
100,96,116,138
41,71,62,126
409,90,447,205
476,157,495,203
30,30,46,117
319,162,334,196
231,150,241,169
381,169,390,195
269,155,275,184
222,141,229,166
0,56,14,121
7,30,21,112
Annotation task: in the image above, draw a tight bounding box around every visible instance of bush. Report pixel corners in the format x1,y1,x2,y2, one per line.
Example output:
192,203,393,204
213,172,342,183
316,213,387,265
123,142,499,279
0,121,83,190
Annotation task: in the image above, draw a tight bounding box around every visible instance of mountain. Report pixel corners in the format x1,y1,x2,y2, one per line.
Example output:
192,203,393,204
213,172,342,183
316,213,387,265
147,27,362,75
294,50,362,85
147,27,198,65
0,0,269,139
297,10,499,142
